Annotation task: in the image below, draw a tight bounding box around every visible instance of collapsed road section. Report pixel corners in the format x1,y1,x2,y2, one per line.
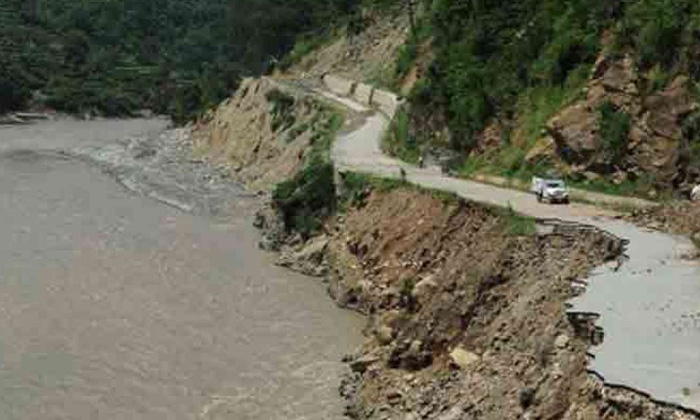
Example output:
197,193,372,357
320,74,700,414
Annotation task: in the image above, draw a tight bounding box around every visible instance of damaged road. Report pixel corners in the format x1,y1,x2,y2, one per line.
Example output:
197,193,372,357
314,75,700,413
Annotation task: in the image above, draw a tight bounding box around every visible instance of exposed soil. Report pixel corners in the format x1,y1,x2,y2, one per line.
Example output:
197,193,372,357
192,63,700,418
270,186,697,420
628,200,700,240
191,78,341,193
283,7,410,85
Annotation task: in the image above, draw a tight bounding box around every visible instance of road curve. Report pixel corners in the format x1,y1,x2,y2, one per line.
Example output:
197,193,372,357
325,83,700,413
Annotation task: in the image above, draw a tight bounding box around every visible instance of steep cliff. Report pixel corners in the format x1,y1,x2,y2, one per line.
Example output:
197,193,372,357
321,185,691,420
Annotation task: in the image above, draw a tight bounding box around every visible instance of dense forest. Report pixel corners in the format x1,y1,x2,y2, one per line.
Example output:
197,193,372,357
409,0,700,152
0,0,360,120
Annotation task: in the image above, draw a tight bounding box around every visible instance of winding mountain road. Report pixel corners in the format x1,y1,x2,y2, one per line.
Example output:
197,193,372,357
317,77,700,413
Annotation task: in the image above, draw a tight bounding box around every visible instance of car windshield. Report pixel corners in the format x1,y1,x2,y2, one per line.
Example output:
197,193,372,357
546,181,564,188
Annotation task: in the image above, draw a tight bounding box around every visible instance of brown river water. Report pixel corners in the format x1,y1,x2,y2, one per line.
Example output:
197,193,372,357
0,119,363,419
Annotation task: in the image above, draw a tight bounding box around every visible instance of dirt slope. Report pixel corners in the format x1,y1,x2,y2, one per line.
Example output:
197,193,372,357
284,9,410,85
191,78,340,192
308,187,692,420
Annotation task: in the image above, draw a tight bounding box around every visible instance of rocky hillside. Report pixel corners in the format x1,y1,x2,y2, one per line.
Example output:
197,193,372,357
281,0,700,200
283,6,411,89
530,48,697,197
191,78,343,192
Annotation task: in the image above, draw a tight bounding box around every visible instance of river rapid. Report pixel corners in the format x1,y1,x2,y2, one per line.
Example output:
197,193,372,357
0,118,363,419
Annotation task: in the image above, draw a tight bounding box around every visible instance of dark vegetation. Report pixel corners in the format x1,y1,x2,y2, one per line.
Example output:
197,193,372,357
0,0,361,120
418,0,700,152
369,0,700,197
273,156,336,239
271,96,345,238
422,0,613,152
597,101,631,168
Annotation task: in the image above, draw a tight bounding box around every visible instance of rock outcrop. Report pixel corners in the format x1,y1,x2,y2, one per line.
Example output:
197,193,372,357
535,51,697,189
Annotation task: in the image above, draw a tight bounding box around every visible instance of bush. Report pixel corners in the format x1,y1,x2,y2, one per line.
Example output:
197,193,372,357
272,157,336,238
597,102,631,167
266,89,296,132
619,0,683,68
383,109,420,163
396,43,417,79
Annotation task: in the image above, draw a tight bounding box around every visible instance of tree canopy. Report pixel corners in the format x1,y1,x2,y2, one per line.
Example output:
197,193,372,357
0,0,361,120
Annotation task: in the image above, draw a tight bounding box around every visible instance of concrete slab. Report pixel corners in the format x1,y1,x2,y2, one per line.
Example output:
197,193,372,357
353,83,374,108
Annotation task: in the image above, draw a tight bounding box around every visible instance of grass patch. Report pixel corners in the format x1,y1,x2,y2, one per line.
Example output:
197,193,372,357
519,75,586,145
567,173,671,201
365,63,399,93
279,36,326,70
501,205,537,236
340,171,459,211
383,109,421,164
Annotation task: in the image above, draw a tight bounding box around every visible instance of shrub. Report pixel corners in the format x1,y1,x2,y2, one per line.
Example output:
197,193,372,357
272,156,336,238
383,109,421,163
266,89,296,132
597,102,631,167
396,43,418,80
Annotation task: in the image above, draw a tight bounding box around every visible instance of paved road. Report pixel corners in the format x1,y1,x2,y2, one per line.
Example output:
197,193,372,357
327,88,700,412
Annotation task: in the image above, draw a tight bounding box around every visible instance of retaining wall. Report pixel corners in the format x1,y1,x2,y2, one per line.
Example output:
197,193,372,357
323,74,355,97
321,74,401,118
352,83,374,108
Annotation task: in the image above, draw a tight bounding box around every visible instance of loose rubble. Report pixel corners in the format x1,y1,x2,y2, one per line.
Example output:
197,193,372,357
260,187,698,420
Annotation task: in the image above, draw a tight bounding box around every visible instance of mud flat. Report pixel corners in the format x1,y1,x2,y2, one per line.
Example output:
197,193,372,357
0,120,363,419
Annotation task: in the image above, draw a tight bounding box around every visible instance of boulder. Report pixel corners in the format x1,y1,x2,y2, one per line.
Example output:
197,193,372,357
350,354,380,374
376,325,394,345
276,235,330,276
546,103,599,164
524,136,556,165
449,347,480,370
554,334,570,349
412,276,438,304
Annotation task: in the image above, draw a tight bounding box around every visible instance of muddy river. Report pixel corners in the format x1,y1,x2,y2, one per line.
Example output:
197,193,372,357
0,119,363,419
